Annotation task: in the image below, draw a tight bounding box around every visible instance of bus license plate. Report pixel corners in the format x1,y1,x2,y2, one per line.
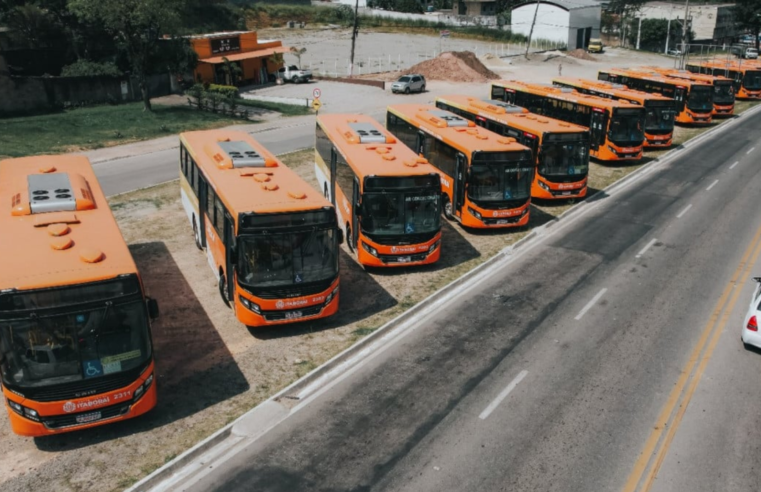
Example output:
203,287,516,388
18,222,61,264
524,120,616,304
398,256,411,263
285,311,303,320
497,220,508,225
561,191,571,196
76,411,101,424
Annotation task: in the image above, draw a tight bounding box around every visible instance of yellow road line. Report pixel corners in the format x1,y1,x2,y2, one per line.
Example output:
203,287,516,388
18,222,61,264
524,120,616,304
622,220,761,492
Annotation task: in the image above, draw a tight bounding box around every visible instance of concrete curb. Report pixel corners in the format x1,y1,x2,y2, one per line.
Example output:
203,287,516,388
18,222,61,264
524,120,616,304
128,102,761,492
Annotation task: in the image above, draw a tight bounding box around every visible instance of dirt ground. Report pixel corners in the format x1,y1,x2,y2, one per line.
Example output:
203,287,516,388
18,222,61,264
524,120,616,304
2,26,758,490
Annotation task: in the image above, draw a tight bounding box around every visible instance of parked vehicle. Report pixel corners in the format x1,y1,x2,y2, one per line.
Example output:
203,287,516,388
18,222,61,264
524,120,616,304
587,38,603,53
742,277,761,349
391,74,426,94
731,44,759,60
277,65,313,83
668,49,682,56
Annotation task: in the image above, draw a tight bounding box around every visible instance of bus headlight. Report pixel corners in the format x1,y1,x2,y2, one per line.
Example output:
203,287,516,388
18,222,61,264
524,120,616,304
607,145,618,155
522,207,529,216
361,242,379,257
239,296,261,314
538,181,551,191
325,286,339,305
134,373,154,402
7,399,40,422
468,207,482,220
429,240,441,254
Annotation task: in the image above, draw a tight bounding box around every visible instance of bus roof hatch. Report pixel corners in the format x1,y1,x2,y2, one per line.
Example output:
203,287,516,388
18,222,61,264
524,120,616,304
218,141,266,168
348,122,386,143
483,99,526,113
28,173,77,214
428,110,469,127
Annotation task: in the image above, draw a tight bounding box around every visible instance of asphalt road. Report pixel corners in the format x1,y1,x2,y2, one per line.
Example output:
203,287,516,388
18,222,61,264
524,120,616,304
170,109,761,492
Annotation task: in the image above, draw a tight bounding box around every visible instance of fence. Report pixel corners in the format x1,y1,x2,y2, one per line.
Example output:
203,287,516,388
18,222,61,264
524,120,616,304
360,8,499,28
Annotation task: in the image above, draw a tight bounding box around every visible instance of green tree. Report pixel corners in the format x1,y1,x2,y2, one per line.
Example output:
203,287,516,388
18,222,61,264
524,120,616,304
69,0,188,111
734,0,761,52
290,46,307,67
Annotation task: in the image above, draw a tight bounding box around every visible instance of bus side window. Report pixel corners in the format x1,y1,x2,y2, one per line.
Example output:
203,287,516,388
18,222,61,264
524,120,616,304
214,197,225,236
207,187,216,226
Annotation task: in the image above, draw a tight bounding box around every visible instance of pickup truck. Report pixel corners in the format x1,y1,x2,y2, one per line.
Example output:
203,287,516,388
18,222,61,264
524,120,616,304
277,65,313,83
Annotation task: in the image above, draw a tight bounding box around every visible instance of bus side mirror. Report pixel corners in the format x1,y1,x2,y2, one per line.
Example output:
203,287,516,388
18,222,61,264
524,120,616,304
337,229,344,245
147,298,160,320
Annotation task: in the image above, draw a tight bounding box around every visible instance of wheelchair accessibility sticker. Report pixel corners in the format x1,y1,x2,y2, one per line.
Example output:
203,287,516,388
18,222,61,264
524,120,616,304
83,359,103,379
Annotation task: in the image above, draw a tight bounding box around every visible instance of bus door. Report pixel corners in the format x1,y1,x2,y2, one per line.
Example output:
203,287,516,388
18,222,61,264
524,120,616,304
520,133,539,161
673,87,686,113
590,109,607,151
503,90,516,105
455,153,467,214
329,147,338,203
416,131,426,155
199,179,207,247
224,210,235,302
352,177,360,249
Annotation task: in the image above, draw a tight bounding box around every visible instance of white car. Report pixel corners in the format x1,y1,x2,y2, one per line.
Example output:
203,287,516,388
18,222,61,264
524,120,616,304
742,277,761,349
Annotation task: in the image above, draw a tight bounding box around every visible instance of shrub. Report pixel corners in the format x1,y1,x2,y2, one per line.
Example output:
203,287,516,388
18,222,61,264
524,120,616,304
207,84,239,98
61,60,122,78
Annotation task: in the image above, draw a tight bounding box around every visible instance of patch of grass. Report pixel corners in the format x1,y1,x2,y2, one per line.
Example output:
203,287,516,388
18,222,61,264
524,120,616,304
0,103,244,158
236,98,312,116
352,326,378,337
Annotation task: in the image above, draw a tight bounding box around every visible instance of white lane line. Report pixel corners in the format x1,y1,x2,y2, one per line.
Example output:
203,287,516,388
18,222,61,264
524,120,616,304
706,179,719,191
676,204,692,218
747,147,756,155
730,161,739,170
575,288,608,321
636,238,658,258
479,370,528,420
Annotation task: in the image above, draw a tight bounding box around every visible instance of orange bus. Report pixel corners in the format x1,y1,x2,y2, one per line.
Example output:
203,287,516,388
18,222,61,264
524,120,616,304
642,67,735,117
597,68,713,125
552,77,675,148
434,95,590,201
180,130,341,326
491,80,646,162
0,155,159,436
686,61,761,100
315,114,442,267
387,104,534,228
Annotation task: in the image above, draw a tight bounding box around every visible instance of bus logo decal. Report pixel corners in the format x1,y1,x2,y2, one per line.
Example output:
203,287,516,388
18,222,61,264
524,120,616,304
63,401,76,413
276,300,285,309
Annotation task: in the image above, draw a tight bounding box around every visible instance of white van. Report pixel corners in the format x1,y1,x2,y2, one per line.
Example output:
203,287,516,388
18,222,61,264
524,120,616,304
731,44,759,59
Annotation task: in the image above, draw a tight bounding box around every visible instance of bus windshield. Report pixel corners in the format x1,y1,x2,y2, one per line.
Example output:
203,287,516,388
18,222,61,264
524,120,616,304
362,192,440,236
644,102,675,131
744,71,761,90
469,152,534,202
713,82,735,104
238,228,338,288
540,135,589,179
608,109,645,146
687,85,713,112
1,301,151,387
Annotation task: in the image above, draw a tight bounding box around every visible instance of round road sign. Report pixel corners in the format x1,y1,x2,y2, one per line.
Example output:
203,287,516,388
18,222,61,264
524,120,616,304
313,88,322,99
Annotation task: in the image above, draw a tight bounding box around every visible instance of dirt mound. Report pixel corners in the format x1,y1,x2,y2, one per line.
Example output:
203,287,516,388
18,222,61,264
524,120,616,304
566,49,598,61
403,51,500,83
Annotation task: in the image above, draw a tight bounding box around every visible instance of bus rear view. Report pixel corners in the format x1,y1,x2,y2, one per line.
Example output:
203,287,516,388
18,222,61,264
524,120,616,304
315,114,442,267
0,155,159,436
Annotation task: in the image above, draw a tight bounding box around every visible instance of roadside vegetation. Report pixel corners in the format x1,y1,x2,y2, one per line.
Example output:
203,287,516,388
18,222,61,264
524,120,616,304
235,98,312,116
0,103,243,158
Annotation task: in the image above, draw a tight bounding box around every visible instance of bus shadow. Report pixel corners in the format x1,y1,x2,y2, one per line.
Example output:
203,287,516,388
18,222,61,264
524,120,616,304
34,241,249,451
249,248,398,340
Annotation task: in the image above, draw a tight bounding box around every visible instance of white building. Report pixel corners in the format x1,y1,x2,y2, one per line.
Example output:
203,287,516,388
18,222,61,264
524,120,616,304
511,0,602,50
636,2,735,44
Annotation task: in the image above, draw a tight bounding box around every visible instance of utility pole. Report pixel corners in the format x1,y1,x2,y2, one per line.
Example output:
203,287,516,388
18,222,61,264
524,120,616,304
349,0,360,77
636,16,642,50
525,0,540,60
680,0,689,69
665,17,671,54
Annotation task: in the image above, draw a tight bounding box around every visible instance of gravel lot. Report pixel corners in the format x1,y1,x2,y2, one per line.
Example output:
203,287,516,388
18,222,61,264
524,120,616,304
0,27,751,492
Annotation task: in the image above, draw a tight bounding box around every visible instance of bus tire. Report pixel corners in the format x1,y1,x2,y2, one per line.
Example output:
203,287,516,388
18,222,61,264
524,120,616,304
324,183,329,199
443,196,454,221
193,220,202,250
346,224,354,253
219,273,231,308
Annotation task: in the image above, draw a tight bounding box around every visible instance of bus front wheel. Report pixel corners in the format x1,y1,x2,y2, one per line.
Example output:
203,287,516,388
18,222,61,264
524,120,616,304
346,224,354,253
443,196,454,221
193,220,202,250
219,274,231,308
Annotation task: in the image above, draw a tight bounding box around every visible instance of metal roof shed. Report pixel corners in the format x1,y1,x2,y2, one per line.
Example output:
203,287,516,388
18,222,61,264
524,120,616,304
511,0,602,51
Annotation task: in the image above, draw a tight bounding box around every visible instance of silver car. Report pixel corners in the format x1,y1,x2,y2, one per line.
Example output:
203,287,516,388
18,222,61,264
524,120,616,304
391,74,426,94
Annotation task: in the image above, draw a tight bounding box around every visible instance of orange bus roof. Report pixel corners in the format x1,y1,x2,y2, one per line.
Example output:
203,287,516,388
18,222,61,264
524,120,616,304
602,68,712,89
687,60,761,73
316,113,440,178
492,80,644,110
180,130,332,217
0,155,138,291
435,94,590,136
642,67,733,84
552,77,674,104
387,104,532,155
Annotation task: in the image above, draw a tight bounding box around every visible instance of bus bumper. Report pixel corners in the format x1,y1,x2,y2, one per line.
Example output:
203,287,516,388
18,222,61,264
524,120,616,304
358,234,442,267
461,202,530,228
533,178,587,200
594,145,643,162
4,368,157,437
712,105,734,117
677,111,712,125
236,280,340,327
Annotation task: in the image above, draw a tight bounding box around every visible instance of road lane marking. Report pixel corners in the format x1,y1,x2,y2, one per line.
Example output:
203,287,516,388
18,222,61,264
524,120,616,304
729,161,739,170
747,147,756,155
575,288,607,321
636,238,658,258
622,218,761,492
676,204,692,218
705,179,719,191
479,370,528,420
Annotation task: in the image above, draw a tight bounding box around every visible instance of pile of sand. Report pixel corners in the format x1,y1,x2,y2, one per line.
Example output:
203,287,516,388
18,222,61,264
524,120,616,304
403,51,500,83
566,49,598,61
480,53,512,68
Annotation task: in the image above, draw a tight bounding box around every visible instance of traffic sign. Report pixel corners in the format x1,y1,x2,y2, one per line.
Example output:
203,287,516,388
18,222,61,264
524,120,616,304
440,30,450,38
312,99,322,111
313,88,322,99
